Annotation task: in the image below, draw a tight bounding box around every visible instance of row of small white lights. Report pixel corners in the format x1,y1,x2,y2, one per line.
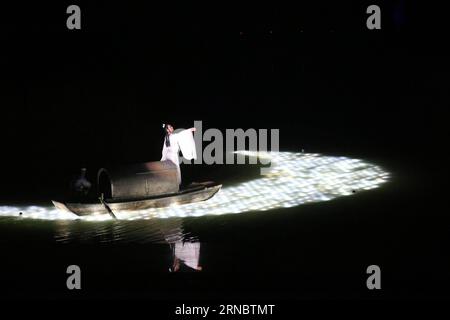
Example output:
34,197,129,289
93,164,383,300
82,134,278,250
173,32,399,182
0,151,389,221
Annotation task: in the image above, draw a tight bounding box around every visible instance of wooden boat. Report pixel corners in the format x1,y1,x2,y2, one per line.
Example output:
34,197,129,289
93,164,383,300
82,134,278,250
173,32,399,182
52,161,222,217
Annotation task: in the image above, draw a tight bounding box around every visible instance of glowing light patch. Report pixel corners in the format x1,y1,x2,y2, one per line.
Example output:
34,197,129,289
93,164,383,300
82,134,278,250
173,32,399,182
0,152,389,221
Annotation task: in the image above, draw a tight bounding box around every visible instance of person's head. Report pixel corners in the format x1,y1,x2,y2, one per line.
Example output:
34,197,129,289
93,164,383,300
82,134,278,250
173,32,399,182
80,168,87,177
164,124,174,135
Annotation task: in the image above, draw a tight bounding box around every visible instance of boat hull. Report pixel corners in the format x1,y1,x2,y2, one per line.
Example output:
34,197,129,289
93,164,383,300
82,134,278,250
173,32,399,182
52,183,221,216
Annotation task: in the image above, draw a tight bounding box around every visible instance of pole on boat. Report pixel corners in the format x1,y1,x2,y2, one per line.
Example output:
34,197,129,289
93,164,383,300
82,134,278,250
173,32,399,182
99,193,117,219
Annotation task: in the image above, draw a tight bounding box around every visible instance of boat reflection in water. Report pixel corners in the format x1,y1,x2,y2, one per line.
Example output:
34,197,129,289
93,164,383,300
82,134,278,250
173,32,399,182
54,217,202,272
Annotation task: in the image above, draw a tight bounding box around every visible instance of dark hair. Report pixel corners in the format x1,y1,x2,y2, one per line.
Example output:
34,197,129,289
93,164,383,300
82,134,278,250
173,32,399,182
165,134,170,147
162,123,173,146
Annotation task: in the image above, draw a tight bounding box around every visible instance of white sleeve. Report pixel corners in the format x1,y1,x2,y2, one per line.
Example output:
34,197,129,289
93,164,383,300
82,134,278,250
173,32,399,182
176,129,197,160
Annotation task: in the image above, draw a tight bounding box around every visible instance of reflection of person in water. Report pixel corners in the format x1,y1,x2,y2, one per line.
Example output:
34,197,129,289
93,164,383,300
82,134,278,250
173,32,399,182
161,123,197,185
71,168,92,198
170,241,202,272
53,214,203,272
156,217,202,272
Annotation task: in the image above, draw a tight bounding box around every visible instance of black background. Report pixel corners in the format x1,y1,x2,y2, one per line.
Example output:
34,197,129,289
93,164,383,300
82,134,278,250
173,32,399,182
0,1,447,200
0,0,449,310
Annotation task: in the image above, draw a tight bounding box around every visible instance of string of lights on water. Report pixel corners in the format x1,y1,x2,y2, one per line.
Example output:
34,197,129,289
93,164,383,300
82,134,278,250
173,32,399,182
0,151,389,221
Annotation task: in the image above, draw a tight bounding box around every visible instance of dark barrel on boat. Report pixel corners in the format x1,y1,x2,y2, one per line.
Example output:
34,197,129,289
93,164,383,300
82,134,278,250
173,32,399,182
97,161,179,201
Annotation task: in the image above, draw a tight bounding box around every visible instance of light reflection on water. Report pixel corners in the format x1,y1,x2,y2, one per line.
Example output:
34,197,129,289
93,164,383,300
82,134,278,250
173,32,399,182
0,152,390,221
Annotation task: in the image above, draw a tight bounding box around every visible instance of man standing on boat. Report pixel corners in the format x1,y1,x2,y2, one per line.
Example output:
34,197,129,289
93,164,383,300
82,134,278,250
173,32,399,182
161,123,197,185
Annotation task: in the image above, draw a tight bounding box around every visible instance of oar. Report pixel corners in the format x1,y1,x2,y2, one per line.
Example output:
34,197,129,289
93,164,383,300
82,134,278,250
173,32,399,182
99,193,117,219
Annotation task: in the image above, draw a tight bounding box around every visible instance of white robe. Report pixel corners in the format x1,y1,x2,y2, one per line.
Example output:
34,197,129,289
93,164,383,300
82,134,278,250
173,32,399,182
161,129,197,185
